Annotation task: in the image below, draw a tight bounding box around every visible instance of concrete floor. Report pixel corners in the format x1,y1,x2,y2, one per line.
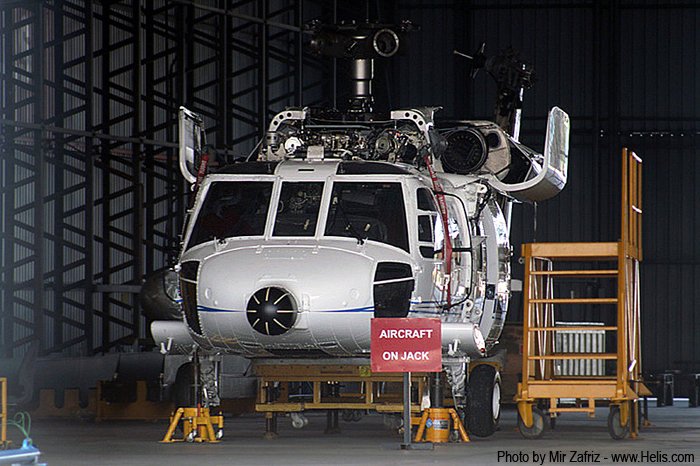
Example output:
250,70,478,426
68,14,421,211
11,404,700,465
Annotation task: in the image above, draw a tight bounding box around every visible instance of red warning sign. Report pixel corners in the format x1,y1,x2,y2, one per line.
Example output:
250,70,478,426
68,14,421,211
370,318,442,373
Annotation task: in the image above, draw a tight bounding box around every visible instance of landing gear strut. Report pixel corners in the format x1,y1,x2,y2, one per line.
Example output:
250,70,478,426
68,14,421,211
161,349,224,444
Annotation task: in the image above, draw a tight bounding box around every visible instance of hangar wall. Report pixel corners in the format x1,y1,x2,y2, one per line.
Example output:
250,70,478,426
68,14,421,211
392,0,700,374
0,0,327,357
1,0,698,374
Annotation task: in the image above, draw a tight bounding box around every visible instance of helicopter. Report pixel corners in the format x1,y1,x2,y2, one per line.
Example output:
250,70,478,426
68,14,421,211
143,21,570,437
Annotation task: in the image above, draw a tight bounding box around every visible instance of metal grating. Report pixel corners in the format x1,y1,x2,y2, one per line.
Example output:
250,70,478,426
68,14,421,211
0,0,325,358
2,1,699,374
554,322,606,377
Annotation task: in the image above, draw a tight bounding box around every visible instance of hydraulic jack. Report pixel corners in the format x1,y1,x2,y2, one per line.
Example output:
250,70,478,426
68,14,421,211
160,406,223,443
160,350,223,443
412,373,469,443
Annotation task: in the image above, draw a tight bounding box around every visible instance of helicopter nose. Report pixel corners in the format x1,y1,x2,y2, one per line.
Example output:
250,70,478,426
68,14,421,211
246,286,297,336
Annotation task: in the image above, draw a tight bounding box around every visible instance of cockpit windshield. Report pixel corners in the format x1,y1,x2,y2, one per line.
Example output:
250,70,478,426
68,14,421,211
324,182,409,252
187,179,410,253
187,181,273,248
273,182,324,236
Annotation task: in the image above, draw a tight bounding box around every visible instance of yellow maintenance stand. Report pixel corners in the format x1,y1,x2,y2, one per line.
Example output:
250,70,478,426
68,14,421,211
254,361,428,438
253,361,472,443
515,148,648,440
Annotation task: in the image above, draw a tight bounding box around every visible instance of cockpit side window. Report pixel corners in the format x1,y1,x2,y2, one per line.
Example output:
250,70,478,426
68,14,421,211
416,188,439,258
325,182,409,253
187,181,273,248
273,182,324,236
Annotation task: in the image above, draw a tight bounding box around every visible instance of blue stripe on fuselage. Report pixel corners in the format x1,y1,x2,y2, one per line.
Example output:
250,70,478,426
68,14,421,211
197,305,375,313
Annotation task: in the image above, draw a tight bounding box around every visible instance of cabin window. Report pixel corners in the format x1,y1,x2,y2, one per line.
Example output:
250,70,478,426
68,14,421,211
417,188,438,212
325,182,409,252
273,182,324,236
418,215,433,242
445,198,466,251
187,181,273,247
432,198,469,254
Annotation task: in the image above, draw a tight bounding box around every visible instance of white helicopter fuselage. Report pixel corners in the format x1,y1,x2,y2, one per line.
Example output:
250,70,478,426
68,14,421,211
151,105,568,368
174,158,510,359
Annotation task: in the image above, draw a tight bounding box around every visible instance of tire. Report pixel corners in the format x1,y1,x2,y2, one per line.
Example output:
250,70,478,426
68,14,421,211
607,405,630,440
467,364,501,437
518,407,545,439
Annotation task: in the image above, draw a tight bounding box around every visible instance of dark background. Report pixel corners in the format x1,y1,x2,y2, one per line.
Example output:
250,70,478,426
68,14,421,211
1,0,698,375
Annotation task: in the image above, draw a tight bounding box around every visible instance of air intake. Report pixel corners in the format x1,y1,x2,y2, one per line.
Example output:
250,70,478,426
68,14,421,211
246,287,297,336
178,261,202,335
373,262,414,318
442,128,488,174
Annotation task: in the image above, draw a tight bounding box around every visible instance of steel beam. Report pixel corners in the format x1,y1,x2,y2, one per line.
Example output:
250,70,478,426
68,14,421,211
0,0,321,358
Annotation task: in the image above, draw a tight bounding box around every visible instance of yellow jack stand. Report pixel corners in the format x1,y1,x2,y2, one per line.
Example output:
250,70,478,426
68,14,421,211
160,407,224,443
413,408,470,443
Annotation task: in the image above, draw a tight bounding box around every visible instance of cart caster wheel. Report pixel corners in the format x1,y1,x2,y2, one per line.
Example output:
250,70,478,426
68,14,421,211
351,410,363,422
607,405,630,440
186,431,196,443
518,407,545,439
291,412,308,429
383,414,403,432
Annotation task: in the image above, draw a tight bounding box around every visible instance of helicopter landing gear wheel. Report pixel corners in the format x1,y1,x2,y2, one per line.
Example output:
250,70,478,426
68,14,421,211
518,407,545,439
607,404,630,440
467,365,501,437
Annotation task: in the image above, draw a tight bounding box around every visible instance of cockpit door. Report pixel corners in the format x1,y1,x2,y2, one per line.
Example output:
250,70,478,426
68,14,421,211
414,187,444,311
443,196,472,308
415,188,472,313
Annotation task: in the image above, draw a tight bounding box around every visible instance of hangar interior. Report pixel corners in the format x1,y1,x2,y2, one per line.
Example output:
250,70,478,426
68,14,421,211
1,0,699,464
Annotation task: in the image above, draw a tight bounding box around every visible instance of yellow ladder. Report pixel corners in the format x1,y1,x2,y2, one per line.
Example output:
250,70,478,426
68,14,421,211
515,148,645,440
